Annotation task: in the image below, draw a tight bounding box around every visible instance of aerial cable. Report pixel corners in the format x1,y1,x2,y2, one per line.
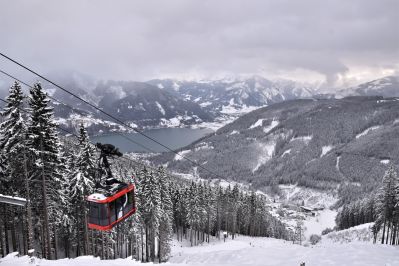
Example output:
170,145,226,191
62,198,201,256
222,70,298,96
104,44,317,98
0,69,157,153
0,96,155,177
0,53,229,180
0,71,171,173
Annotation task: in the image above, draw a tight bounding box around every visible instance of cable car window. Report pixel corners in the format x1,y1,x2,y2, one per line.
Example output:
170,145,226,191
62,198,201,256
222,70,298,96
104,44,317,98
88,202,100,225
116,195,126,219
124,191,133,215
109,200,116,223
99,203,109,226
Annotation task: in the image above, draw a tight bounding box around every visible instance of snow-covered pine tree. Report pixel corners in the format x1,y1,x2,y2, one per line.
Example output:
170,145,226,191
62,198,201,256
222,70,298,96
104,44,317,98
293,219,305,245
230,184,240,239
373,165,399,244
196,182,207,243
68,123,95,256
57,145,78,258
0,81,27,194
27,83,65,259
157,166,173,262
203,183,216,243
0,81,33,255
140,168,161,262
171,185,187,241
186,182,200,246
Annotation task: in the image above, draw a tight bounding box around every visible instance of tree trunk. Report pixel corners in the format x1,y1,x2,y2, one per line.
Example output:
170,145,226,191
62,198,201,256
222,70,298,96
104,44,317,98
158,236,161,263
4,206,9,255
101,231,104,259
150,230,155,262
54,228,58,259
381,220,386,244
84,212,89,255
145,226,149,262
23,149,33,253
11,212,17,252
40,141,52,260
141,227,144,262
386,221,390,245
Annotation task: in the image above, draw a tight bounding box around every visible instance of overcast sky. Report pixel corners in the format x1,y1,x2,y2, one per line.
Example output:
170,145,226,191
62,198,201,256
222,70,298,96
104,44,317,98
0,0,398,88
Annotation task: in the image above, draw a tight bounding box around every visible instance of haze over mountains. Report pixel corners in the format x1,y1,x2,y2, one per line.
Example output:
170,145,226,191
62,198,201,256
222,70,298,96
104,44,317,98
0,74,398,134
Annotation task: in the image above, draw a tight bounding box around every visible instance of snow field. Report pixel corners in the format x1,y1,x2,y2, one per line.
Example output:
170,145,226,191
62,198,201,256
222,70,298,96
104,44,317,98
3,235,399,266
303,209,337,238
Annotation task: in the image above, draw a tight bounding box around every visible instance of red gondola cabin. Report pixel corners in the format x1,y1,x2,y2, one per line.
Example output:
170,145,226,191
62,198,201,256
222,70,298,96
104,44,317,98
87,183,136,231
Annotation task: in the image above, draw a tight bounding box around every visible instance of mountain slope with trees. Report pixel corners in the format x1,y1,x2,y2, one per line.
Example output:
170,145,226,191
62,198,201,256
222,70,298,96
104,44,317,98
153,96,399,204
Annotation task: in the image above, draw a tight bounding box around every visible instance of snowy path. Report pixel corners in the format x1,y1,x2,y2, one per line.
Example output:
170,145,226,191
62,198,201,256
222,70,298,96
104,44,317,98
2,235,399,266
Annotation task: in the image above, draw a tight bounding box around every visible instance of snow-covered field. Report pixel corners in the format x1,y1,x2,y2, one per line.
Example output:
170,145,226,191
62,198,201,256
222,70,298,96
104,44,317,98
2,235,398,266
303,209,337,238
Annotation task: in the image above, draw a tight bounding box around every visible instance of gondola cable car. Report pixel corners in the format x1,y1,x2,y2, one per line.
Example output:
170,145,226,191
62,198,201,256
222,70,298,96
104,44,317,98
87,143,136,231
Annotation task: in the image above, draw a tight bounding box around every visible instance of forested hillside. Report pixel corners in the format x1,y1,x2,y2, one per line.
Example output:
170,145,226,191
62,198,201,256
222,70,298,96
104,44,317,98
153,96,399,204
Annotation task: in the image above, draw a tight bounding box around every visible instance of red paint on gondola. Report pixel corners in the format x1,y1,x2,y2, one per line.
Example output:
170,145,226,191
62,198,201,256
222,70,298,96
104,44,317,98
87,184,135,203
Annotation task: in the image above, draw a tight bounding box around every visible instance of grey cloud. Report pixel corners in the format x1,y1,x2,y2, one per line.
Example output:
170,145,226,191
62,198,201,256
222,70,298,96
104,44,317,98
0,0,398,86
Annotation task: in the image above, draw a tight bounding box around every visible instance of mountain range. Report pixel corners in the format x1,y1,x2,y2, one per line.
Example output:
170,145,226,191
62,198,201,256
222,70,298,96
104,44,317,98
0,73,398,135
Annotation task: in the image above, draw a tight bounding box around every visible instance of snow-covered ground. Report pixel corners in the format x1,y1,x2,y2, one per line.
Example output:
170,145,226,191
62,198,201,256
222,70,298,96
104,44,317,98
303,209,337,238
3,234,398,266
356,126,380,139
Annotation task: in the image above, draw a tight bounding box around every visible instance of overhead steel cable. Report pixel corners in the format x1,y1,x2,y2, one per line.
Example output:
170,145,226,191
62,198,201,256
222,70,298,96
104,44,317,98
0,97,80,138
0,71,174,174
0,96,153,173
0,72,198,179
0,53,228,180
0,69,157,153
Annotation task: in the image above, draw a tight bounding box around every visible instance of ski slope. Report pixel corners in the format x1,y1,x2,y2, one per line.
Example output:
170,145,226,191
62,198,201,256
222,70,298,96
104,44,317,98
2,235,398,266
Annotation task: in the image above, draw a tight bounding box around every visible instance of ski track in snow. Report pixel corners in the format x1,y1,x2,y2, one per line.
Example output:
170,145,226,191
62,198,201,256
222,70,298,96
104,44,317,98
252,142,275,172
3,235,399,266
155,101,165,115
320,145,333,157
356,126,380,139
174,150,191,160
303,209,337,238
263,120,279,134
249,119,264,129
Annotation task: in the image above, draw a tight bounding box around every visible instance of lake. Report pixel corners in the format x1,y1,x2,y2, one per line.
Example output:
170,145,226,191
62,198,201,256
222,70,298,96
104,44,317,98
91,128,214,153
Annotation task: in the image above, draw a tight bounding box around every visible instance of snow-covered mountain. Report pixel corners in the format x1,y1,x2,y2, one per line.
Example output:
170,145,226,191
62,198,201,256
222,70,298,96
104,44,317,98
4,72,398,136
148,76,317,115
338,76,399,98
33,75,320,133
34,75,215,133
93,81,213,128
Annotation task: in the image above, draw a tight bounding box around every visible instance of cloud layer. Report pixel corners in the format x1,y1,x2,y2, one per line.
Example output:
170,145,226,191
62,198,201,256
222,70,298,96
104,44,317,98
0,0,398,87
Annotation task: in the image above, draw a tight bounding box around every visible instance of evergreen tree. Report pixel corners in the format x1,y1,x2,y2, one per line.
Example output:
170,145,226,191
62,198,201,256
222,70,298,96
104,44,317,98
157,166,173,262
0,81,27,194
27,83,65,259
186,182,200,246
68,124,95,256
140,168,161,262
0,82,33,254
293,220,305,245
373,165,399,244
